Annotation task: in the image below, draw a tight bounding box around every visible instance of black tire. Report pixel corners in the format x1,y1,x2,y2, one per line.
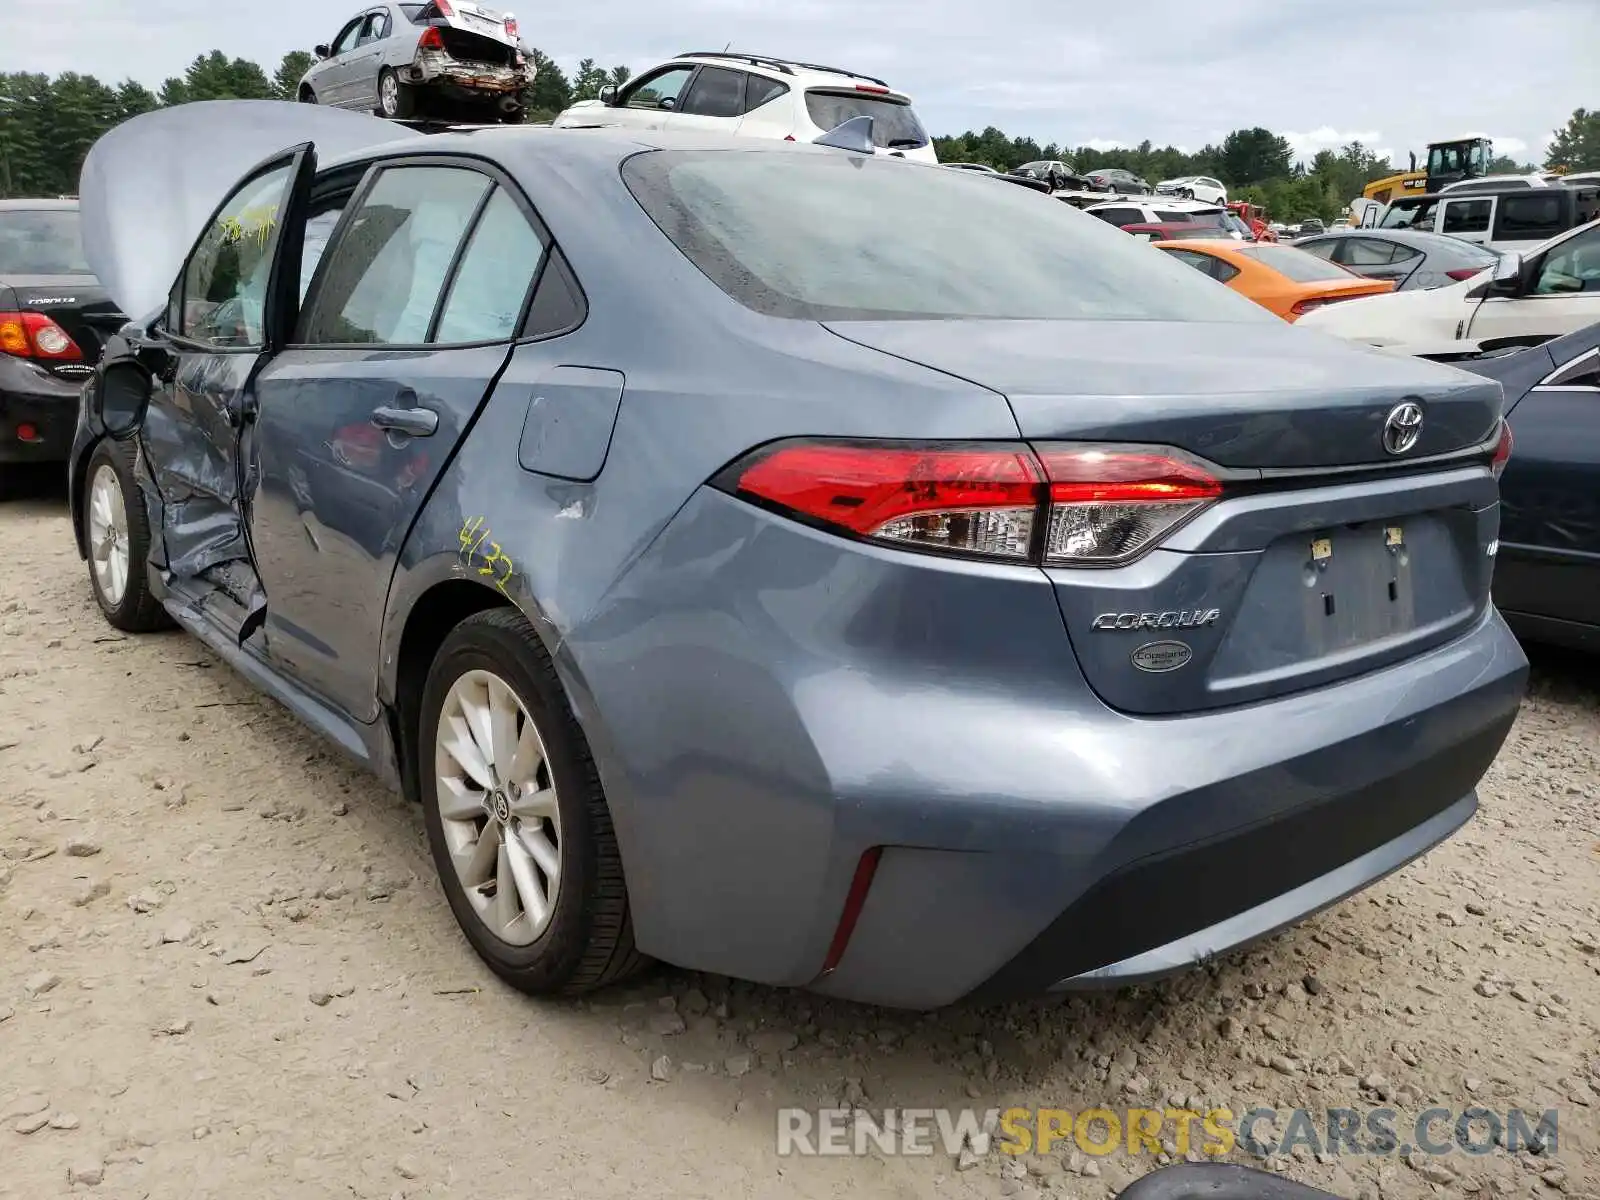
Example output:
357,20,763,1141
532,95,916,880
377,68,414,119
419,608,648,995
83,439,171,633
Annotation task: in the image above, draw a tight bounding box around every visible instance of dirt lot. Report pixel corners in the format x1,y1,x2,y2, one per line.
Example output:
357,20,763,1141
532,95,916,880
2,470,1597,1200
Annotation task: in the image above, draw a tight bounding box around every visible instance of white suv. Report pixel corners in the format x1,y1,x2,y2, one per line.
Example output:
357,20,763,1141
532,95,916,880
551,52,938,164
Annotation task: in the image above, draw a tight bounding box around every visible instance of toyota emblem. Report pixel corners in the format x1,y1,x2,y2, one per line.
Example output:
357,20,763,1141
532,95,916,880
1382,401,1425,455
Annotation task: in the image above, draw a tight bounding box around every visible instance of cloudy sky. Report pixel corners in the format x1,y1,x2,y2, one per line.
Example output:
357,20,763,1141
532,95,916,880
10,0,1596,168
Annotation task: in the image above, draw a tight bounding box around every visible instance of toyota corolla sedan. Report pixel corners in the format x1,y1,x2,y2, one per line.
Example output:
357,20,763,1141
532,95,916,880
68,100,1527,1010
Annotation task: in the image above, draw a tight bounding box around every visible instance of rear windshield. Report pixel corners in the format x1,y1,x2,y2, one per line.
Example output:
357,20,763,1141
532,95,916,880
1157,208,1225,227
1238,245,1357,282
0,208,91,275
805,90,928,149
621,150,1277,323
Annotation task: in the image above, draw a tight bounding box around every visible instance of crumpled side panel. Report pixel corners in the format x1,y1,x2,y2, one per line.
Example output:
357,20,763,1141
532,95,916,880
140,354,255,580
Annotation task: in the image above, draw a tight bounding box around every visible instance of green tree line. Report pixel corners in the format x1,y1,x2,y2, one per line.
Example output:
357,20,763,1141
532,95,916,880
1,48,1594,225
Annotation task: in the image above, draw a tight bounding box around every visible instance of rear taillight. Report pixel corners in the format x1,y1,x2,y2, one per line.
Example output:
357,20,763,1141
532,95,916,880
1446,267,1489,281
0,311,83,361
1490,421,1513,478
434,0,454,13
1289,295,1365,318
419,26,445,50
717,440,1222,566
1036,445,1222,565
504,14,519,38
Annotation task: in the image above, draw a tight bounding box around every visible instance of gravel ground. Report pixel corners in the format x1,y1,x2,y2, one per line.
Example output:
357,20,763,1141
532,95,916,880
2,471,1597,1200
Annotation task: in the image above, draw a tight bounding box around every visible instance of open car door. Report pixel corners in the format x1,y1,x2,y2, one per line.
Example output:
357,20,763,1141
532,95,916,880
77,102,419,643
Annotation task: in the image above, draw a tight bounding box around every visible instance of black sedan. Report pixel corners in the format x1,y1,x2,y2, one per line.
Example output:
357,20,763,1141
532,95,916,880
0,199,121,470
1447,322,1600,650
1291,228,1500,291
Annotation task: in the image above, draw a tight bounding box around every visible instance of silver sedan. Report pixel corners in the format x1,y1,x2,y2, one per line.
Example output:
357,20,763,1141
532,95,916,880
298,2,534,123
1291,228,1500,290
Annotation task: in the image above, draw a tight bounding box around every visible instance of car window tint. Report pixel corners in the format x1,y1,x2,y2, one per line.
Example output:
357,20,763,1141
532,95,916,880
1211,259,1241,283
332,18,364,54
745,75,788,111
803,90,927,149
624,151,1274,322
1238,245,1358,283
1161,248,1215,274
679,67,746,118
1155,210,1195,223
0,208,91,274
521,248,586,338
1342,238,1398,266
1535,226,1600,295
1498,194,1564,238
299,206,346,303
302,166,491,345
1298,239,1338,261
179,163,294,348
1441,199,1491,235
1091,207,1142,226
433,188,548,343
625,67,694,109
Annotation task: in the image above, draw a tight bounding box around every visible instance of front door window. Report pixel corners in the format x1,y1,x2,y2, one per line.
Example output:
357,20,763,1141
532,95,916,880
178,164,295,348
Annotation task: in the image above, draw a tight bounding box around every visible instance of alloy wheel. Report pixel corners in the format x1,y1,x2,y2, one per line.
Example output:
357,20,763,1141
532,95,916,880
434,670,562,946
87,463,130,608
380,74,399,116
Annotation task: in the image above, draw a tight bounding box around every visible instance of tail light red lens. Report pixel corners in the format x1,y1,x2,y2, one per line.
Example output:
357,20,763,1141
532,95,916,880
1490,421,1513,479
0,311,83,361
433,0,454,13
718,440,1222,566
728,441,1043,560
419,26,445,50
504,15,519,38
1446,267,1488,281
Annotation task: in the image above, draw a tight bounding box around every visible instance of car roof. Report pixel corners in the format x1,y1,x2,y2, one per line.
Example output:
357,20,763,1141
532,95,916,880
666,51,897,92
1299,228,1495,252
0,197,78,210
1154,238,1243,253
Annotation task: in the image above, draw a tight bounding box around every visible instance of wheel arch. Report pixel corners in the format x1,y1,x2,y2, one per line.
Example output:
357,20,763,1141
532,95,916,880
69,433,101,560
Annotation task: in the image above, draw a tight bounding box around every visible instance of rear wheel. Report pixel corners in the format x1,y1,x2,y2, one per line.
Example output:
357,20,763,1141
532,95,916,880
419,608,648,995
377,68,414,119
84,439,170,633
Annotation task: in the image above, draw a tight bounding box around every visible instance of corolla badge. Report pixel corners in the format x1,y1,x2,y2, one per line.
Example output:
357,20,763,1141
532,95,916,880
1092,609,1221,632
1131,641,1193,673
1382,401,1425,455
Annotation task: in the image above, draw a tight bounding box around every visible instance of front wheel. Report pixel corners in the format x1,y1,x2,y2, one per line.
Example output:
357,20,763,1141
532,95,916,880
419,608,648,995
83,439,170,633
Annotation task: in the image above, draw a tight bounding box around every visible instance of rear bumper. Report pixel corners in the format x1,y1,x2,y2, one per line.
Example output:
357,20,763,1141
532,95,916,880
0,358,86,463
573,489,1529,1010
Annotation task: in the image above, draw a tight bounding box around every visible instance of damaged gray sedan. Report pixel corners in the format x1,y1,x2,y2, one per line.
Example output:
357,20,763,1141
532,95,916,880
299,1,533,122
68,101,1526,1010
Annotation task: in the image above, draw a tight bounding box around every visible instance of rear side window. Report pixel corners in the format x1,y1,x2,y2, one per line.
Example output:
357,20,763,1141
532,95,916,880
302,166,491,345
621,149,1273,323
1340,238,1401,266
433,188,548,344
804,90,927,149
1161,248,1239,283
1297,239,1337,260
1497,194,1564,238
1237,245,1357,282
1090,207,1143,226
1440,199,1491,235
680,67,747,118
745,75,789,111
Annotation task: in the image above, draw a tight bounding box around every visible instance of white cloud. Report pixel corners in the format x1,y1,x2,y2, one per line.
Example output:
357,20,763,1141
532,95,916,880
1082,138,1130,152
1282,127,1385,161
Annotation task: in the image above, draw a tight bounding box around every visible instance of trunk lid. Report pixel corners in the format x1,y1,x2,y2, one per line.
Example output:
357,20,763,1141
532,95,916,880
0,274,122,380
826,318,1505,715
824,318,1501,466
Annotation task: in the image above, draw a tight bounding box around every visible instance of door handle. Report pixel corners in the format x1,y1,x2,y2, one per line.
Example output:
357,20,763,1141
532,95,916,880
370,405,438,437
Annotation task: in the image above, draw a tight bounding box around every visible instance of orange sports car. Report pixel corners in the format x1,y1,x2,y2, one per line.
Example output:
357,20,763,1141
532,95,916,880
1154,239,1395,321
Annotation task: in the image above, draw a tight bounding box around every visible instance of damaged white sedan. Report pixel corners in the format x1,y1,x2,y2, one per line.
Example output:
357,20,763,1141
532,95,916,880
298,2,534,123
